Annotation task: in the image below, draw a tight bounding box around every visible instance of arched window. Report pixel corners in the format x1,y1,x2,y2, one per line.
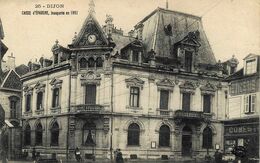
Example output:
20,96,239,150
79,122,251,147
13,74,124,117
96,57,103,68
88,58,95,68
36,92,43,110
79,58,87,69
202,127,213,149
159,125,170,147
127,123,140,146
83,121,96,146
50,122,59,146
24,124,31,146
35,123,43,146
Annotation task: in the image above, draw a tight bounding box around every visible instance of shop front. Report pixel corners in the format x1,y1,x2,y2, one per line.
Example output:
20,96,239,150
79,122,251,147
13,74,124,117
224,117,259,160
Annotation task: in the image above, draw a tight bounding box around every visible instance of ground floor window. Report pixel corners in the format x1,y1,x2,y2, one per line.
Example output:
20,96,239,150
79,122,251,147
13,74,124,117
127,123,140,146
202,127,213,148
159,125,170,147
24,125,31,146
35,123,43,146
50,122,59,146
83,121,96,146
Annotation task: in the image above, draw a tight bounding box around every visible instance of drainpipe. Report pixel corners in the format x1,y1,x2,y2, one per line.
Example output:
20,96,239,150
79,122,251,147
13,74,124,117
110,65,114,161
66,66,72,161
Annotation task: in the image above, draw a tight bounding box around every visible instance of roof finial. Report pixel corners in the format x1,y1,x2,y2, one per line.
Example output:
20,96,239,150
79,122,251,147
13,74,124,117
166,0,169,9
89,0,95,15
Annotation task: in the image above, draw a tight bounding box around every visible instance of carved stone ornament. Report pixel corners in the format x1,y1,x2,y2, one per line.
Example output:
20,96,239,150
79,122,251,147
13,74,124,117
34,82,46,93
50,78,63,89
200,82,216,95
125,76,145,89
23,85,33,95
80,71,101,86
179,80,197,94
156,78,175,91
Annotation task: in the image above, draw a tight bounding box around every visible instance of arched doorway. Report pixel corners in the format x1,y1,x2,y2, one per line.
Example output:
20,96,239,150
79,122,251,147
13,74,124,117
182,126,192,156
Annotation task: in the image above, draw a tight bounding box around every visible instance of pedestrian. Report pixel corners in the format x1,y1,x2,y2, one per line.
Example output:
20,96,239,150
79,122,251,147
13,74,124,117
1,150,8,163
214,149,223,163
116,149,124,163
32,147,36,162
75,147,82,162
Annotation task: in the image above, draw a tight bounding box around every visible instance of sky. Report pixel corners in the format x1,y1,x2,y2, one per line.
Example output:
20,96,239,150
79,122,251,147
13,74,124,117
0,0,259,68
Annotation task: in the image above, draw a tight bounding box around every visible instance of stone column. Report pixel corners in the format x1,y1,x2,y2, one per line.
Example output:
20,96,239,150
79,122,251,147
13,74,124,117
68,115,76,160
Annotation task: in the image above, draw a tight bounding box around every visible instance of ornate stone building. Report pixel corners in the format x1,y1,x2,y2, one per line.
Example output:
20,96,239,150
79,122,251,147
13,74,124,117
21,1,229,161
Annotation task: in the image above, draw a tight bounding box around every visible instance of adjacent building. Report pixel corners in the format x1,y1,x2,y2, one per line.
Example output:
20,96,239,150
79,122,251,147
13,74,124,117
0,18,29,159
21,1,229,161
224,54,260,160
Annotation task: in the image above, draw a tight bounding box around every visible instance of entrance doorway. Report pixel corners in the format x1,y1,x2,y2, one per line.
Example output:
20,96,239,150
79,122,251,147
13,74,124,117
182,126,192,156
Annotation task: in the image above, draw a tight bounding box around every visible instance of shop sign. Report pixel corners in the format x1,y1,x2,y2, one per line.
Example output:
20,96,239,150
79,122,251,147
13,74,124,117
225,124,259,135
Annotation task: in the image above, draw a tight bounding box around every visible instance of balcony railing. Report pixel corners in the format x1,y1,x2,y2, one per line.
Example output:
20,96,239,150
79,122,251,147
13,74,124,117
71,104,104,114
174,110,212,120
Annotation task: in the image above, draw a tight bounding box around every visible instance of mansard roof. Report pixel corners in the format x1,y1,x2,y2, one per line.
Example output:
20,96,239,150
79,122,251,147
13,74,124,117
0,64,29,90
134,7,216,64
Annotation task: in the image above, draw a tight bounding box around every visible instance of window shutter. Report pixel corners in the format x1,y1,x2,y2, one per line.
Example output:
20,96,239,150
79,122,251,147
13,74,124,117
244,95,249,113
251,94,256,113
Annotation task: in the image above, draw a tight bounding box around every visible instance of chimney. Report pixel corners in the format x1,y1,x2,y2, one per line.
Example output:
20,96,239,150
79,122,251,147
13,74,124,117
6,53,15,70
105,15,114,36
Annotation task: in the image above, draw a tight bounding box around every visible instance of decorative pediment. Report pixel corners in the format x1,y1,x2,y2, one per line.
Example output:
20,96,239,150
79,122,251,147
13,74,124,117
50,78,63,89
200,82,216,95
179,80,197,94
125,76,145,89
80,71,101,85
156,78,175,91
34,82,46,93
71,14,109,47
23,85,33,95
180,31,201,47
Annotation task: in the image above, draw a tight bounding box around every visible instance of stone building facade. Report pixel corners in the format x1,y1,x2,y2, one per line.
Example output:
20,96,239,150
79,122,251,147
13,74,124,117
224,54,260,160
21,1,229,161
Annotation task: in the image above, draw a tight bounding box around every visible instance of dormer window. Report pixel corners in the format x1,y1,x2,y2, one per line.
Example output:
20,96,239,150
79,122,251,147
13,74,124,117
132,51,139,63
245,59,256,75
184,50,193,72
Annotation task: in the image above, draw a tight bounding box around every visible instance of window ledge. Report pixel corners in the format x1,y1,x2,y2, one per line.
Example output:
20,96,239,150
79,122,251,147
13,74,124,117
126,106,143,110
245,112,255,115
158,146,171,148
50,106,61,114
127,145,141,147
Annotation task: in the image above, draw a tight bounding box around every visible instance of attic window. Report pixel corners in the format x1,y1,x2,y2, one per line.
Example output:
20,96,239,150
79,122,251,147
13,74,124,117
132,51,139,63
164,24,172,36
245,59,256,75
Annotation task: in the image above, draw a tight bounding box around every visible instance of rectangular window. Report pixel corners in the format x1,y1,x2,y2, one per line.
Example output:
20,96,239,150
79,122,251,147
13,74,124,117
52,88,60,108
244,94,256,113
246,59,256,74
130,87,140,107
132,51,139,63
10,100,17,118
184,51,192,72
36,92,43,110
85,85,97,104
160,90,169,110
182,93,191,111
26,94,31,112
203,95,211,113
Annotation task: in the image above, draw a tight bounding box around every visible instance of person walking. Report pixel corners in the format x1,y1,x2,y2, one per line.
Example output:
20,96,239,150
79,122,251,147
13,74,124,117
214,149,223,163
116,149,124,163
75,147,82,162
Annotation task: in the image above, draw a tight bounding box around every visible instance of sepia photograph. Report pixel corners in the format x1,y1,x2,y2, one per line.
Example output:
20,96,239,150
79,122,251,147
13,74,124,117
0,0,259,162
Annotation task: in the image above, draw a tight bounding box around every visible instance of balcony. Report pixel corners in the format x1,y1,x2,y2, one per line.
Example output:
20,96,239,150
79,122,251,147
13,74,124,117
71,104,105,114
174,110,212,122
